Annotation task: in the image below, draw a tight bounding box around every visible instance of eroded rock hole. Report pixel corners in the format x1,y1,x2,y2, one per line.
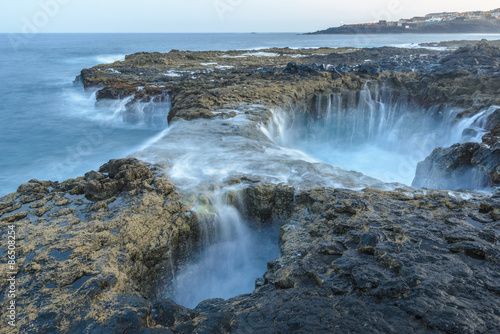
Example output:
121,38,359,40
265,84,493,187
161,194,280,309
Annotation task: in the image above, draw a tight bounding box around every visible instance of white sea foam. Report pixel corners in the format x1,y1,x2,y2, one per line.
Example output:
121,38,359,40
164,71,182,77
265,84,496,187
95,54,126,64
242,52,279,57
60,87,171,130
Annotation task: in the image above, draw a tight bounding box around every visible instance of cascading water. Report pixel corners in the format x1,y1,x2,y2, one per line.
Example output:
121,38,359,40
166,194,279,309
137,84,496,310
266,83,495,186
92,90,171,129
122,92,171,128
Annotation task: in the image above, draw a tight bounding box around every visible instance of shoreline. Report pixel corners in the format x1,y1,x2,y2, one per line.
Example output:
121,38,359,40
2,39,500,332
310,18,500,35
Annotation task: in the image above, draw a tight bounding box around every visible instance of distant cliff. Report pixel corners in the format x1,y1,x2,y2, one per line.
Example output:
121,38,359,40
309,19,500,34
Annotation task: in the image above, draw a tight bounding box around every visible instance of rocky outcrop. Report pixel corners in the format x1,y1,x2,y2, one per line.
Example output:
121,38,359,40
240,182,295,225
77,42,500,137
193,186,500,333
77,47,447,122
0,159,199,333
4,42,500,333
413,104,500,190
3,170,499,333
420,39,500,49
310,19,500,35
413,142,500,190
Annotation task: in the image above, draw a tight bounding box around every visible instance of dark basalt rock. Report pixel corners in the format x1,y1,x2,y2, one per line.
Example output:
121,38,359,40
17,179,52,194
0,158,199,333
413,142,500,190
5,42,500,332
439,40,500,69
2,162,500,333
76,44,500,143
79,158,155,200
241,182,295,225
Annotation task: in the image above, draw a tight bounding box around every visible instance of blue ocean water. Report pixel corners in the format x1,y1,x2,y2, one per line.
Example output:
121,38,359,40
1,32,500,196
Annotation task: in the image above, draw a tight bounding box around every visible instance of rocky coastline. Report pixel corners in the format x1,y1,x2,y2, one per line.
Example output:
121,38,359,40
1,40,500,333
309,19,500,35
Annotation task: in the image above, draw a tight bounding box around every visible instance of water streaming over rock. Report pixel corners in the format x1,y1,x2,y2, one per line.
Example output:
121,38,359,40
265,83,494,185
167,194,279,309
92,90,171,129
135,84,496,309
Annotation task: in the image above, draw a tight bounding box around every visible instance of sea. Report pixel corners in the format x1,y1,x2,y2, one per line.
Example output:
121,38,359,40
1,32,500,196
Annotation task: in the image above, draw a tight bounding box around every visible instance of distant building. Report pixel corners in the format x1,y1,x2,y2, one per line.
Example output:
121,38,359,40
464,11,484,20
398,19,409,27
344,22,378,27
338,8,498,30
407,16,426,28
425,17,443,24
425,12,458,19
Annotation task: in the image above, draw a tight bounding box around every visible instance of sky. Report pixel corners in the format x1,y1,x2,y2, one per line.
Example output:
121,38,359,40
0,0,499,33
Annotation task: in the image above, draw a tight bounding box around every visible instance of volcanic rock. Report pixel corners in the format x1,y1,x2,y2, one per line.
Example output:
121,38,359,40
413,142,500,190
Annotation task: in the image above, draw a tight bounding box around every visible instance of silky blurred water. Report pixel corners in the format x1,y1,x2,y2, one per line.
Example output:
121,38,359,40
1,33,500,195
2,32,499,310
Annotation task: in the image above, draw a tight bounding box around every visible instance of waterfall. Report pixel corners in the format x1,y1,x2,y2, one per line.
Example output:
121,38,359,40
167,193,279,309
263,84,495,186
90,90,171,129
122,91,171,128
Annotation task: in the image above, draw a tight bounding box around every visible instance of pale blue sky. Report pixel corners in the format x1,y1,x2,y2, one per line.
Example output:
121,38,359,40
1,0,498,33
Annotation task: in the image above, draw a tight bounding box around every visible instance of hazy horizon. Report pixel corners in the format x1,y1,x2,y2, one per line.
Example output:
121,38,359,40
1,1,499,34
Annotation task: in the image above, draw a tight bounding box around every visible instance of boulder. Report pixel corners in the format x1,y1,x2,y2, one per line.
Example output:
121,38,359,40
242,182,295,225
3,161,500,333
413,142,500,190
0,159,198,333
82,158,155,200
17,179,51,194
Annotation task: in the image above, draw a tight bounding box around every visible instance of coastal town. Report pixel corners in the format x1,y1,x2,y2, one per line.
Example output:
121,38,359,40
343,8,500,29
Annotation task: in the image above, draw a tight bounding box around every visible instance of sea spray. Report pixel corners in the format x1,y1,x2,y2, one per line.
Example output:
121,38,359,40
263,84,495,185
168,192,279,309
122,92,171,128
91,91,171,129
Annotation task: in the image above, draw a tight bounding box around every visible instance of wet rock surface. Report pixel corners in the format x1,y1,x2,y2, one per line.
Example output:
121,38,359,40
2,42,500,332
187,186,500,334
2,171,499,333
78,42,500,192
419,39,500,49
413,106,500,190
413,141,500,190
78,42,500,115
0,159,199,333
78,41,500,146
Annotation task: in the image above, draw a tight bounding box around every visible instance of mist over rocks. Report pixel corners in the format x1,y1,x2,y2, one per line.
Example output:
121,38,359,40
1,161,500,332
0,158,200,333
77,42,500,190
2,41,500,332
